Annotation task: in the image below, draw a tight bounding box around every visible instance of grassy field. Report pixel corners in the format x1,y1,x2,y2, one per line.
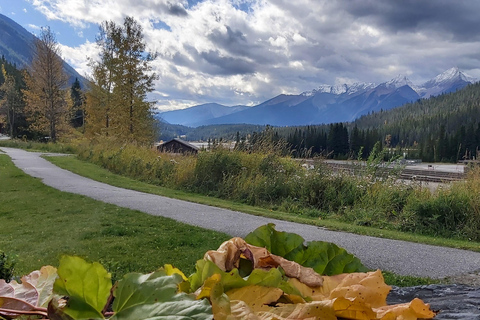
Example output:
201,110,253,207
0,154,230,280
0,143,456,285
46,154,480,253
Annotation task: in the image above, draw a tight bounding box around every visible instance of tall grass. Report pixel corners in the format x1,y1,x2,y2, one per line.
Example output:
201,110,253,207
6,138,480,242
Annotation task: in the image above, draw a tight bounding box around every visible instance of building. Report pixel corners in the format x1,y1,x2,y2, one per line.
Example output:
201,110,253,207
157,138,199,154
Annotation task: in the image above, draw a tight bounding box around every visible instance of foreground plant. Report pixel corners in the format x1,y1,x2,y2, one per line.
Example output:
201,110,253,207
0,225,436,320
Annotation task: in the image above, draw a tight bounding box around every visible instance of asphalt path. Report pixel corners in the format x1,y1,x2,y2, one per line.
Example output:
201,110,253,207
2,147,480,279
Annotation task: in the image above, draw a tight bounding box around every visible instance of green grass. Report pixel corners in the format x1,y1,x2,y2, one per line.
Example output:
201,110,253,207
0,154,230,281
0,152,442,286
46,155,480,253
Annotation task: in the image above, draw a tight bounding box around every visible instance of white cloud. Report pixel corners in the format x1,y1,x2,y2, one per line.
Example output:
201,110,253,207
30,0,480,110
28,24,42,30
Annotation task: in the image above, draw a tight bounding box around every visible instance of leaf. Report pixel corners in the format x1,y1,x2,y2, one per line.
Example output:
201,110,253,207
257,300,337,320
374,298,437,320
245,268,301,297
162,264,191,293
196,274,232,320
0,267,57,318
226,286,283,313
111,299,212,320
111,271,212,320
189,260,246,293
21,265,57,308
112,271,180,312
245,224,367,275
244,223,304,258
204,237,323,287
53,256,111,319
327,270,391,308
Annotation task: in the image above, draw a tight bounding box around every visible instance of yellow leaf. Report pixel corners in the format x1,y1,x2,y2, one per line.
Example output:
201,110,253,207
328,270,391,308
226,285,283,312
230,300,260,320
374,297,436,320
331,297,376,320
196,274,222,300
163,264,188,281
257,300,337,320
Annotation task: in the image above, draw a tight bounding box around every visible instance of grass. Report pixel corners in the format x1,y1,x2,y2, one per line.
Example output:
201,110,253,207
0,154,230,281
0,152,442,286
46,154,480,253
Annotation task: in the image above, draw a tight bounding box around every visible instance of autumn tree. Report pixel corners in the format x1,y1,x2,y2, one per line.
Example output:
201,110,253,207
86,16,157,144
23,27,70,142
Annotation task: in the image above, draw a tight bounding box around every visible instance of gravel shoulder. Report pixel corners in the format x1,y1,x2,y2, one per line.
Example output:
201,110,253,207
2,147,480,281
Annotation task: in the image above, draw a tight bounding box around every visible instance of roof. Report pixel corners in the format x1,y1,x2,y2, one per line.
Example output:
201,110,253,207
160,138,199,151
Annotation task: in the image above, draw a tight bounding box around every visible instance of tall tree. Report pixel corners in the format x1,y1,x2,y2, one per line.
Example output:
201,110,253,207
0,65,24,137
70,78,85,129
23,27,70,142
86,16,157,144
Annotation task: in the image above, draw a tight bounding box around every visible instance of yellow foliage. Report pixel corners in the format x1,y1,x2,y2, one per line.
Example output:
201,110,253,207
202,237,435,320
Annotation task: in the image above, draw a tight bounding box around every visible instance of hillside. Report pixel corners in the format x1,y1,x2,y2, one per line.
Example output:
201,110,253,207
0,13,86,85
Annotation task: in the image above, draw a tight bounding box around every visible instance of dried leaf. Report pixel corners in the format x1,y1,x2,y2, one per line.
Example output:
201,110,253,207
21,266,57,307
226,285,283,312
205,237,323,287
375,298,437,320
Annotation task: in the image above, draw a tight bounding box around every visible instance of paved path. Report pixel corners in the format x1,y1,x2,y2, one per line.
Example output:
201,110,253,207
2,147,480,279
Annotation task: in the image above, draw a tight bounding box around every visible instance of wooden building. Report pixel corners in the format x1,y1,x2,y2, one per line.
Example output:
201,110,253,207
157,138,199,154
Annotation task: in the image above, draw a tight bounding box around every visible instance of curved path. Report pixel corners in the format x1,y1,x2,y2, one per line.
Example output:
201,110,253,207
2,147,480,279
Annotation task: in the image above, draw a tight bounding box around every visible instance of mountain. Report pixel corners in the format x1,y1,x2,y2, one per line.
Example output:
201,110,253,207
165,68,476,127
0,13,85,85
416,67,475,98
158,103,249,127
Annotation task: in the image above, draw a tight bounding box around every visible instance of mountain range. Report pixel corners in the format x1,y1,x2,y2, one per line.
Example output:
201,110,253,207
159,68,476,127
0,13,85,85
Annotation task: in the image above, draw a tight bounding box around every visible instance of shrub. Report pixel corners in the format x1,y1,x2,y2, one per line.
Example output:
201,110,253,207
0,251,16,282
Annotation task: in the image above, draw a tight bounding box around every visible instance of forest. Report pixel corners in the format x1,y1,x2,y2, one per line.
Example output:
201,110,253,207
243,83,480,163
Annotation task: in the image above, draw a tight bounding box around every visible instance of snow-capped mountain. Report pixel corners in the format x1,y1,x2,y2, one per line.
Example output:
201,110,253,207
417,67,475,98
159,68,477,127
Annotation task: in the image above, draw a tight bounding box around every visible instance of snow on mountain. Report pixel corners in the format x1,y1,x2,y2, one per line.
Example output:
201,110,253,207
302,82,375,97
161,67,477,127
417,67,476,98
384,75,415,89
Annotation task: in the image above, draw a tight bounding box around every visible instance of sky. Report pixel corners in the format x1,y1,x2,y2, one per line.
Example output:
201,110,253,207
1,0,480,111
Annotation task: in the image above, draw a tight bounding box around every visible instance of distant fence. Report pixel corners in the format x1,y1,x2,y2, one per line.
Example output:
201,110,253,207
322,162,466,183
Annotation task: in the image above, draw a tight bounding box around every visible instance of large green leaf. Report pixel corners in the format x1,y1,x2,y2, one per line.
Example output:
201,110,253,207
53,256,111,320
111,271,212,320
245,224,368,275
244,223,304,258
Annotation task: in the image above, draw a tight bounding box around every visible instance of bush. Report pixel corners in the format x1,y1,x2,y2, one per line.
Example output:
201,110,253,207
0,251,16,282
193,149,242,194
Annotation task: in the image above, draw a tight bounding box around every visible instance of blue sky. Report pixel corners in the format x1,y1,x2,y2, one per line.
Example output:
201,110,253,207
1,0,480,111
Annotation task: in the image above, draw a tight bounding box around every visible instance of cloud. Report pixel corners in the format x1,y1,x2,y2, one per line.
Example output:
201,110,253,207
31,0,480,110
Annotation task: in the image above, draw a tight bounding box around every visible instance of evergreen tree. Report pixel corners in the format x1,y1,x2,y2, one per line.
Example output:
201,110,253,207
70,78,85,129
0,65,23,137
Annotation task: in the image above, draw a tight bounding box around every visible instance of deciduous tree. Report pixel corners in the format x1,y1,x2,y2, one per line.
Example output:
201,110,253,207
23,27,70,142
86,17,157,144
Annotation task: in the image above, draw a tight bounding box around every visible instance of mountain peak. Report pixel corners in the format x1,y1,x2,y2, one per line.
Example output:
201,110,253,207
429,67,475,85
385,75,414,89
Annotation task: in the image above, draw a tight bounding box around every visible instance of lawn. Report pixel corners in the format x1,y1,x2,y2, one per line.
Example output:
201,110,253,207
0,154,230,280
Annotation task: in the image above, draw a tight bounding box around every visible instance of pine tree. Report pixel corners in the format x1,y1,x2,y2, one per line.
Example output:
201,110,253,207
23,27,70,142
0,65,23,137
70,78,85,129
